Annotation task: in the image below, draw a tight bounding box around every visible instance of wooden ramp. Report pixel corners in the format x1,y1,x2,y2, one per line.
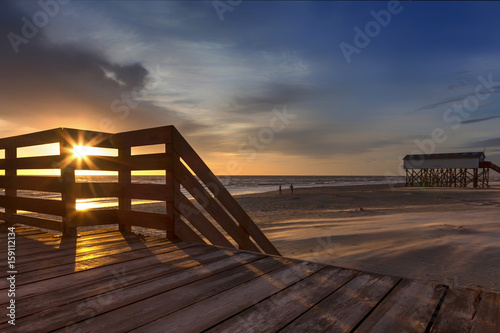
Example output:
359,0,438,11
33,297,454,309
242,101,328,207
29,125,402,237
1,226,498,332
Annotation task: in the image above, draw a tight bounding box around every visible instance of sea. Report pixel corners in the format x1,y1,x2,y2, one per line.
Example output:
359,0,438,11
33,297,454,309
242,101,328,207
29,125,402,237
196,175,405,196
4,175,405,211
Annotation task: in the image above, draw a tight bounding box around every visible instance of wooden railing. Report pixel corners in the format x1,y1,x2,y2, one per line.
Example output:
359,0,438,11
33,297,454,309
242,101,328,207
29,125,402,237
0,126,280,255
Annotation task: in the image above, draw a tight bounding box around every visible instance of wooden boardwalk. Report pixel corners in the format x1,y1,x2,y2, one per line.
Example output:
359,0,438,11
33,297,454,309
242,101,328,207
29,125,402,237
1,226,499,333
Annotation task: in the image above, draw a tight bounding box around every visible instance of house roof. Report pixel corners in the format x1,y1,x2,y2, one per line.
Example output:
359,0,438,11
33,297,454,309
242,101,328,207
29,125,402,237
403,152,485,160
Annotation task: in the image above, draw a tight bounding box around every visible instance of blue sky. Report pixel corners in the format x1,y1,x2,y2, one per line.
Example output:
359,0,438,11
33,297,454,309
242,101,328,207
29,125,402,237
1,1,500,175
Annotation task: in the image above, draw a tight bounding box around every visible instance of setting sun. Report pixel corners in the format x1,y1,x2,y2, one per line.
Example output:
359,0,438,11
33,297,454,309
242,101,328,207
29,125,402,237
73,145,115,159
73,145,91,158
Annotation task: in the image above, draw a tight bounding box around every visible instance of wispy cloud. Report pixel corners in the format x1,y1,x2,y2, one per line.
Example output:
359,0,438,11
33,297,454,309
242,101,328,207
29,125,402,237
414,96,466,112
461,116,500,125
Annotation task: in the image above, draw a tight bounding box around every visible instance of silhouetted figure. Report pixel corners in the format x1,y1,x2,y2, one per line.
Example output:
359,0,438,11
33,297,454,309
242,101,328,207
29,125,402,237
279,185,282,194
290,184,294,194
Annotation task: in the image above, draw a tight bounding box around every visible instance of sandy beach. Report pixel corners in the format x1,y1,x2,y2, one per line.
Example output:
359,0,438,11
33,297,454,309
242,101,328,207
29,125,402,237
233,183,500,293
130,182,500,293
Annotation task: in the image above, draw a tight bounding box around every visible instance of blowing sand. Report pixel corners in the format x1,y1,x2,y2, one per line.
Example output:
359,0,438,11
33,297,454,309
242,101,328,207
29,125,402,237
235,183,500,293
72,181,500,293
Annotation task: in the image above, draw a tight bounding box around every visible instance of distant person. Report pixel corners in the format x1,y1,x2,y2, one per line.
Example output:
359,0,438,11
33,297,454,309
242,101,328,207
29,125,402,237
279,185,282,194
290,184,294,194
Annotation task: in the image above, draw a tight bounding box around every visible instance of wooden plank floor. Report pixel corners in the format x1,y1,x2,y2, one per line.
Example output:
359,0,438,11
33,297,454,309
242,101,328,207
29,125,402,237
1,226,499,332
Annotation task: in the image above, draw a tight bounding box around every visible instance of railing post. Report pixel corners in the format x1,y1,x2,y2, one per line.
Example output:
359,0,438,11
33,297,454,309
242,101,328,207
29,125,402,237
60,136,77,237
118,146,132,232
5,146,17,224
166,130,179,239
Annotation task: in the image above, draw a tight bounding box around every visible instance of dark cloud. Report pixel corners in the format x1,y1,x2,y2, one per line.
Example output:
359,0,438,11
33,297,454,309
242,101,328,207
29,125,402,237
101,63,149,90
461,116,500,125
171,98,202,105
0,2,197,133
228,83,316,115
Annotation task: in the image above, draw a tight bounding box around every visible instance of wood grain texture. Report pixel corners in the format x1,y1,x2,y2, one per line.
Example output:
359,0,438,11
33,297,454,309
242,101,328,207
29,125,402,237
125,183,172,201
430,287,481,332
0,211,62,231
0,176,63,193
0,247,253,323
0,238,182,286
470,291,500,333
0,128,63,149
39,257,290,332
4,146,17,223
282,274,400,332
165,139,178,239
118,145,132,232
130,260,325,332
111,125,173,148
9,246,248,303
0,231,144,257
354,279,446,333
73,155,120,171
208,266,357,333
12,235,165,266
0,227,497,333
117,210,174,231
0,155,63,170
0,196,65,216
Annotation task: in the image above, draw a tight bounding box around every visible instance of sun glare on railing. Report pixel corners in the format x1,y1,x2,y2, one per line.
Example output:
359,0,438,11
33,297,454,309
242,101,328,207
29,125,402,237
73,145,113,159
76,198,119,210
73,145,90,159
76,200,95,211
